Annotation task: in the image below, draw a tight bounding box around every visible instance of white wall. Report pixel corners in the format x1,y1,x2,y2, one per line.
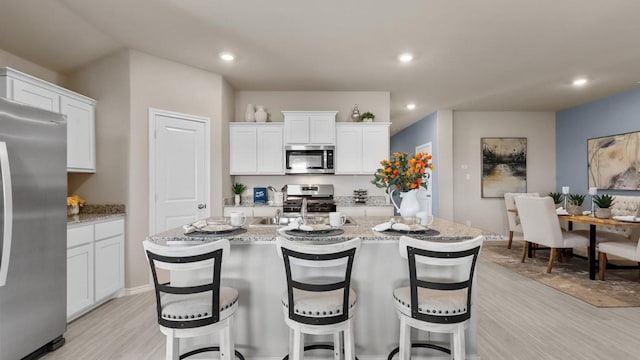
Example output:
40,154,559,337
234,91,390,122
67,50,131,204
0,48,66,85
437,110,454,220
67,50,233,289
128,50,229,288
452,111,556,234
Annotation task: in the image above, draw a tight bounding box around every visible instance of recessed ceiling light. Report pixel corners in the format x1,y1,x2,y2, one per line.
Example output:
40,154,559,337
572,78,588,86
219,52,235,62
406,103,416,110
398,53,413,63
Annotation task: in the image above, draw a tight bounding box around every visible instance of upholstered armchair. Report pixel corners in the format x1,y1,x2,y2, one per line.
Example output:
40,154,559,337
515,196,590,273
503,193,539,249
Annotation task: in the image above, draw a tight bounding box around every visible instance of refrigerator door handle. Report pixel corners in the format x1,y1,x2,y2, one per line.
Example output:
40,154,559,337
0,141,13,287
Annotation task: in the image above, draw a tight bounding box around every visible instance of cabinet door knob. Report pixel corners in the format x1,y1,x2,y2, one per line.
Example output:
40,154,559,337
198,204,206,209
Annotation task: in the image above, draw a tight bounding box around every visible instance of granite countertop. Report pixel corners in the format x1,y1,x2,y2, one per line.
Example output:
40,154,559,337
147,216,495,245
67,204,126,225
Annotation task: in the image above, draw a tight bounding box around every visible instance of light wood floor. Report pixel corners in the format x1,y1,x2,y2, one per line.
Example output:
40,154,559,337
43,258,640,360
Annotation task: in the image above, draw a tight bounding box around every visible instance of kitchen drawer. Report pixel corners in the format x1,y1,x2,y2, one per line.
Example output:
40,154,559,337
67,225,93,248
95,219,124,240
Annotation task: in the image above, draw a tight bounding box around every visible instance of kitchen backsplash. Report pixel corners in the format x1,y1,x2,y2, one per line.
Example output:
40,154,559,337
224,196,389,207
79,204,126,214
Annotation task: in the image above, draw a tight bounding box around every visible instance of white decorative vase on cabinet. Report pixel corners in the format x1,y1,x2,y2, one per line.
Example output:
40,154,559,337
255,106,267,122
245,104,255,122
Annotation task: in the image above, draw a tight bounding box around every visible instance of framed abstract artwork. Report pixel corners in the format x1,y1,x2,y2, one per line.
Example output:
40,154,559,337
481,137,527,198
587,131,640,190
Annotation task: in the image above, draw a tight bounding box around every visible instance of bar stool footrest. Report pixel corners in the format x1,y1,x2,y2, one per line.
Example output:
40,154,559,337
180,346,245,360
386,342,451,360
282,344,359,360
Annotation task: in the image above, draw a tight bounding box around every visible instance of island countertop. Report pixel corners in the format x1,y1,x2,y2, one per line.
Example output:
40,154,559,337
147,216,493,244
145,216,492,359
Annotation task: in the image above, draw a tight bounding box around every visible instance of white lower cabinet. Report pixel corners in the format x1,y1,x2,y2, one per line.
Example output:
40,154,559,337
224,207,254,217
66,243,94,319
94,220,125,302
67,218,125,321
223,206,281,217
337,206,394,218
337,206,366,217
252,206,280,217
364,206,395,217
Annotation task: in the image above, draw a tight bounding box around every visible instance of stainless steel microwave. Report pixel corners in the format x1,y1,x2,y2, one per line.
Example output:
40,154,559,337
285,145,335,174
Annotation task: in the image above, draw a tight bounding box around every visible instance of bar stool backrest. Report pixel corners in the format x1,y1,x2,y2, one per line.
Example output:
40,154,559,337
143,239,229,330
398,235,483,324
276,237,361,326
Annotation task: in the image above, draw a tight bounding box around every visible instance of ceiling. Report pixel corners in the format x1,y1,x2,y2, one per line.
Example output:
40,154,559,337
1,0,640,134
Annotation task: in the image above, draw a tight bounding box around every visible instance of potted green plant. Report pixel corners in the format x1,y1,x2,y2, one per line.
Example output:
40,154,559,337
593,194,615,219
360,112,375,122
567,193,586,215
548,192,564,208
232,183,246,205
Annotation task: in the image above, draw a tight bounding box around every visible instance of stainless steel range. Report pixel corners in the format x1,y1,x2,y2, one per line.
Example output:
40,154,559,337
283,184,337,213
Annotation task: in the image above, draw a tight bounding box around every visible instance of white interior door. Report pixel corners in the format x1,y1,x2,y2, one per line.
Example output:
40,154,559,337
149,109,210,234
416,142,433,216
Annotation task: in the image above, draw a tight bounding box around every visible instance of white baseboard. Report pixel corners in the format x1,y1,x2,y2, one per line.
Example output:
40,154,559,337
118,283,153,297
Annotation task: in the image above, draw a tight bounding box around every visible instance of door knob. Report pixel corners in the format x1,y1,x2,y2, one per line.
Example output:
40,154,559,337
198,204,206,209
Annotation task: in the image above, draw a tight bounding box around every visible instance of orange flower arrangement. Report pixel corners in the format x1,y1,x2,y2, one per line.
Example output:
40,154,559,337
371,152,433,192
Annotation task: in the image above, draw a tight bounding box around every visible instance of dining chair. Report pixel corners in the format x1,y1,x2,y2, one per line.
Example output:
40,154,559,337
275,236,361,360
598,230,640,280
515,196,590,273
391,235,483,360
503,192,539,249
142,239,244,360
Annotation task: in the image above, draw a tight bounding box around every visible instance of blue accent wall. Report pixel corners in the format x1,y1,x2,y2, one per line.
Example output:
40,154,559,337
390,112,439,215
556,88,640,196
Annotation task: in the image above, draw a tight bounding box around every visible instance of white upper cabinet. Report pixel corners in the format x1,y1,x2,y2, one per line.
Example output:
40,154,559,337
230,123,284,175
11,79,60,112
62,96,96,172
335,125,363,174
230,125,258,174
257,125,284,173
282,111,337,145
0,67,96,172
335,122,390,174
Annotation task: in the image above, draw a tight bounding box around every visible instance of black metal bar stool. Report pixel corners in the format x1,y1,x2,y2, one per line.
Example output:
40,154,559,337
276,236,361,360
389,235,483,360
143,239,245,360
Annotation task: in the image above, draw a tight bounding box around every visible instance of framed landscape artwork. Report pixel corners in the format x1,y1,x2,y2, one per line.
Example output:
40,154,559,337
587,131,640,190
481,137,527,198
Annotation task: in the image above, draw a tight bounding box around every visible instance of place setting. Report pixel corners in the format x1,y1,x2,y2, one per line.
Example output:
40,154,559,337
372,212,440,239
181,212,248,237
278,212,346,238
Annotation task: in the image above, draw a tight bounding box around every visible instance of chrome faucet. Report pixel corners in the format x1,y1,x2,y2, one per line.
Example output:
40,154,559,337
301,198,308,221
275,208,282,224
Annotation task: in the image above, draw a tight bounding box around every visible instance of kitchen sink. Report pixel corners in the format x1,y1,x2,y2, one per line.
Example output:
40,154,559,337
250,215,357,227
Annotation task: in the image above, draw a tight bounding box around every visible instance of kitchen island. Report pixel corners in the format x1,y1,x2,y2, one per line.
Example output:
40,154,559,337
147,217,492,360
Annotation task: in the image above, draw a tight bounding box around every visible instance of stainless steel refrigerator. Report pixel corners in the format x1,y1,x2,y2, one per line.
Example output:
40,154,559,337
0,97,67,359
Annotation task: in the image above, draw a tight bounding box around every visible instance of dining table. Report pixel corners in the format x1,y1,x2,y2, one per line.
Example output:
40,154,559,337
557,215,640,280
